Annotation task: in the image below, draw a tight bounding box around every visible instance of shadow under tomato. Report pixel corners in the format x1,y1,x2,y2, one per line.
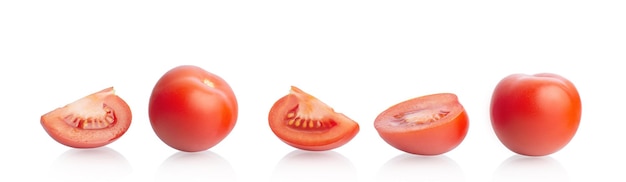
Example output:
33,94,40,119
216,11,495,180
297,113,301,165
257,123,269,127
376,153,465,182
156,151,236,182
271,150,357,182
49,147,132,182
492,155,569,182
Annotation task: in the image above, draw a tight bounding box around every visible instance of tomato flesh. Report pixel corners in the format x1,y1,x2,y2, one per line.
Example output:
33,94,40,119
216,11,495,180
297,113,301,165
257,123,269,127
374,93,469,155
41,87,132,148
268,86,359,151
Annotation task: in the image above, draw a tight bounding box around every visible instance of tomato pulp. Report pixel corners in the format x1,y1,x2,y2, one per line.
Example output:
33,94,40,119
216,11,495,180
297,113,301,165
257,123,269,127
268,86,360,151
374,93,469,155
490,73,581,156
41,87,132,148
149,65,238,152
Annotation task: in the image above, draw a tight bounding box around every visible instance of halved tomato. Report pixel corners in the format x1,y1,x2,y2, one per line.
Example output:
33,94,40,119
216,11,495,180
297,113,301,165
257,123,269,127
268,86,360,151
374,93,469,155
41,87,132,148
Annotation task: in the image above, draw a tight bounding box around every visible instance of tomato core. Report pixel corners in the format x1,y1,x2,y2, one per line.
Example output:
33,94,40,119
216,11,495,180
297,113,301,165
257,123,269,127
63,105,116,130
282,86,338,131
393,109,450,126
61,90,119,130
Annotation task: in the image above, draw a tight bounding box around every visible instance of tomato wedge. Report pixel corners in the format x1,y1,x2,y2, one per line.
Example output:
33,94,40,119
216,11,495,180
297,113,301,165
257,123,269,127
41,87,132,148
374,93,469,155
268,86,360,151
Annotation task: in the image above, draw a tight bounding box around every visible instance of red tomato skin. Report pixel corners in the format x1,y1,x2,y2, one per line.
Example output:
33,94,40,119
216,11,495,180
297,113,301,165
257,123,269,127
149,65,238,152
41,87,132,148
377,111,469,155
490,73,581,156
374,93,469,156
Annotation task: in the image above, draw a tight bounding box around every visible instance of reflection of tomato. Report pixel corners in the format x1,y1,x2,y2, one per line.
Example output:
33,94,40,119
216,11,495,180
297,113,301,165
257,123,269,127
377,154,464,182
374,93,469,155
50,147,132,181
271,150,357,182
490,73,581,156
149,65,238,152
268,86,359,151
41,87,132,148
156,151,236,182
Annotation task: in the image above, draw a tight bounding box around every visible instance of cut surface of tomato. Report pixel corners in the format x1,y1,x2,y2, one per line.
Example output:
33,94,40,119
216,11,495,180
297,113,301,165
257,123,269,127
41,87,132,148
374,93,469,155
268,86,359,151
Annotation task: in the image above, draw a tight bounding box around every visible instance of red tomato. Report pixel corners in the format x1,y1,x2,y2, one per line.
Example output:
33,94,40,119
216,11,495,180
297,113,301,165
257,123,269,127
490,73,581,156
41,87,132,148
149,65,238,152
374,93,469,155
268,86,359,151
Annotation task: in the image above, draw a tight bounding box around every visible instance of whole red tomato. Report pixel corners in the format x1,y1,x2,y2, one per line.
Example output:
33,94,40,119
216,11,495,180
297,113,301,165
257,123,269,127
149,65,238,152
490,73,581,156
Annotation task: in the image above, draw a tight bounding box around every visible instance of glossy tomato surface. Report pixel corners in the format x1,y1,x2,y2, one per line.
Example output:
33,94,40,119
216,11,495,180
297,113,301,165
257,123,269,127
149,65,238,152
490,73,581,156
41,87,132,148
374,93,469,155
268,86,359,151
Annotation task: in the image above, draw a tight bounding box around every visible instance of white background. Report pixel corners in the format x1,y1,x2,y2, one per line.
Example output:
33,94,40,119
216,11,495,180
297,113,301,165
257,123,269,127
1,0,625,181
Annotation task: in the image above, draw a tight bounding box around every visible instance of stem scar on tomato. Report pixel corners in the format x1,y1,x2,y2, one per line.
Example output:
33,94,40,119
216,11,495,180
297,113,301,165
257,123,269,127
203,79,215,88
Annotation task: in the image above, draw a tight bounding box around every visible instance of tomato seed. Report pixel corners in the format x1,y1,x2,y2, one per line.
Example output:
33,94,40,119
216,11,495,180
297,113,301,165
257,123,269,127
286,116,336,130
